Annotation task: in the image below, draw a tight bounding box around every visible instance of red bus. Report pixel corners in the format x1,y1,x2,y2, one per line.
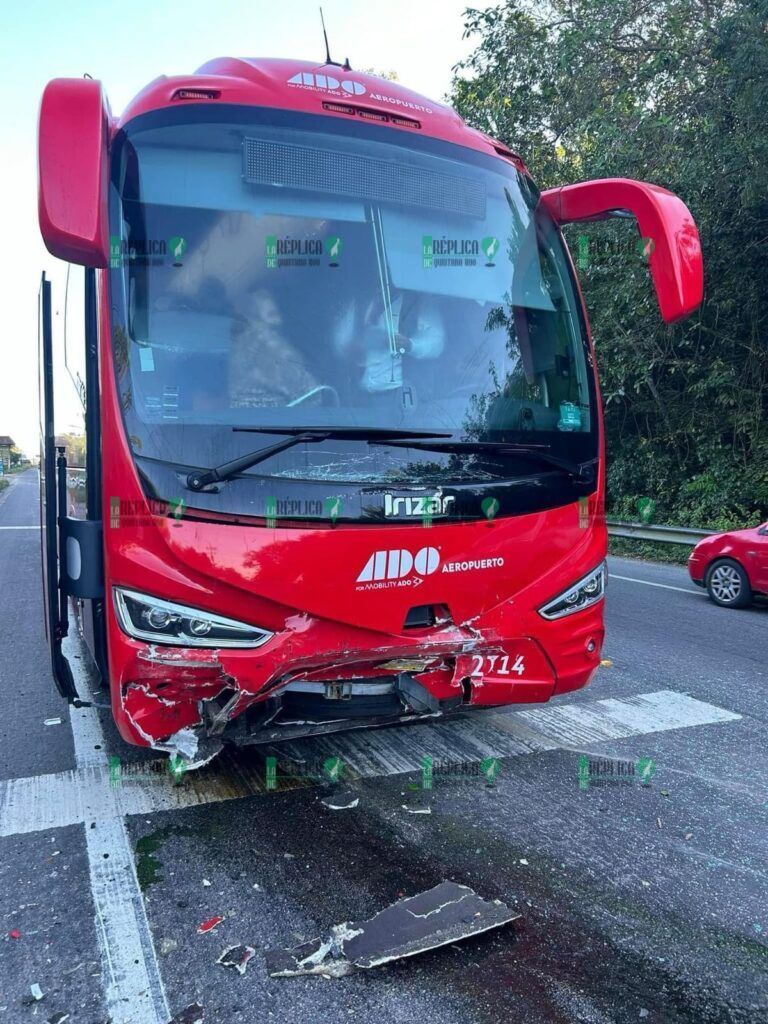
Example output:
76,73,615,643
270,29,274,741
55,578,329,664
37,58,703,767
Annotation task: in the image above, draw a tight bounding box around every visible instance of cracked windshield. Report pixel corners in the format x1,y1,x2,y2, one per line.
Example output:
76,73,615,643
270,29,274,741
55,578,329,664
109,111,595,493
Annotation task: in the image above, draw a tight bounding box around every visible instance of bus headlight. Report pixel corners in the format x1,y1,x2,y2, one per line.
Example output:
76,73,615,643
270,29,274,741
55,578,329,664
538,563,606,620
113,588,273,648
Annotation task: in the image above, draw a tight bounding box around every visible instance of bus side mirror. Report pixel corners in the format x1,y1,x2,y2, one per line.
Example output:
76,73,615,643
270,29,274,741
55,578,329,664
541,178,703,324
38,78,111,267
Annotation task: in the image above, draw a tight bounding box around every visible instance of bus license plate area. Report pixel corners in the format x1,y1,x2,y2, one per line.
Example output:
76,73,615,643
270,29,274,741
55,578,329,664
453,639,555,704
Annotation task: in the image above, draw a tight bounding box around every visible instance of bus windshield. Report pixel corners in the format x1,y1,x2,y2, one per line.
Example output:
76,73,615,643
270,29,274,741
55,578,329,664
109,107,596,497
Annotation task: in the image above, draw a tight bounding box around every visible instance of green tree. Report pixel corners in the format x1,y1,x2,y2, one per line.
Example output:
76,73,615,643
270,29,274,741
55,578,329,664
452,0,768,526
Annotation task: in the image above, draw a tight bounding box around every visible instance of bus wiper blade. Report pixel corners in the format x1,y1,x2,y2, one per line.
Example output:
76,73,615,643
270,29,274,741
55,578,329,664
368,439,596,480
233,426,453,440
186,427,452,491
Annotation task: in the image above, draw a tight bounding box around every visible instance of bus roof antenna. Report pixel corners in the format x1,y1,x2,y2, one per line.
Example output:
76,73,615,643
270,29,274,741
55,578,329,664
319,7,352,70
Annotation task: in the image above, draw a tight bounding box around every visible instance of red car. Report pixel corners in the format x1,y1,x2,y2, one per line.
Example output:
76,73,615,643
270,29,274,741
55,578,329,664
689,523,768,608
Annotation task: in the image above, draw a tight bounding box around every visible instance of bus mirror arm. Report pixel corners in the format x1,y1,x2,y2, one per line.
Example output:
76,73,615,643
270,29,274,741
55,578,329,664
541,178,704,324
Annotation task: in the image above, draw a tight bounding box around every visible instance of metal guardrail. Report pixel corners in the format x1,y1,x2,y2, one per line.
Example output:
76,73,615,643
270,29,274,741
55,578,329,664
606,520,716,546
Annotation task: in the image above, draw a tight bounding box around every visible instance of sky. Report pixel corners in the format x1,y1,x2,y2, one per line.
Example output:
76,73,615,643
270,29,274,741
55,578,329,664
0,0,494,455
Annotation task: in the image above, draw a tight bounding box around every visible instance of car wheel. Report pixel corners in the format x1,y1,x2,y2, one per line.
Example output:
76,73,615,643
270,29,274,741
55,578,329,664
705,559,752,608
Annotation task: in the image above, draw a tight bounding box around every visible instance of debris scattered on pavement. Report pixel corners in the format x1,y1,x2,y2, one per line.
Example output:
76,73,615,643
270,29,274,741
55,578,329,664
684,833,693,840
320,789,359,811
265,881,519,979
656,817,663,829
160,938,178,955
197,916,224,935
168,1002,204,1024
402,802,431,815
519,859,529,865
46,1013,70,1024
30,984,44,1001
8,929,21,939
639,1010,650,1019
202,879,211,887
216,944,256,975
43,717,62,726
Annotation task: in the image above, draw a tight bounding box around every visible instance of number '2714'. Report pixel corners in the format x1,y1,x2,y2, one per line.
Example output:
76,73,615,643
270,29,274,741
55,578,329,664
469,654,525,677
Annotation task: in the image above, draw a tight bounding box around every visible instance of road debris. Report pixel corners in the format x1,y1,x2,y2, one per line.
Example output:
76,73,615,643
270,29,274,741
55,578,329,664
8,929,21,939
402,803,432,815
216,944,256,975
202,879,211,887
30,984,44,1001
43,717,62,726
160,938,178,955
46,1013,70,1024
265,881,519,979
197,916,224,935
320,789,359,811
168,1002,204,1024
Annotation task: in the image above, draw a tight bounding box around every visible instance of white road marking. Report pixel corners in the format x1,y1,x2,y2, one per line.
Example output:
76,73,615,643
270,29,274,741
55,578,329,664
66,636,170,1024
610,573,698,595
0,525,40,530
0,689,741,837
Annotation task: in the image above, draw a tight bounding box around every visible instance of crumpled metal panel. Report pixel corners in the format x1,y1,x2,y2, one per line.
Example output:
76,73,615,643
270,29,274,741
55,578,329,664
265,881,519,977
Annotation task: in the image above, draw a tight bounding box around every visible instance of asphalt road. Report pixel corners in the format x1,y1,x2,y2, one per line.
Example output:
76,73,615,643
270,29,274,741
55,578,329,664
0,468,766,1024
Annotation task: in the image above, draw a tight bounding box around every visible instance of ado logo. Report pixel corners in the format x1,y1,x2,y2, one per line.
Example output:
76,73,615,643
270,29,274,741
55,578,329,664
287,72,366,96
357,546,439,586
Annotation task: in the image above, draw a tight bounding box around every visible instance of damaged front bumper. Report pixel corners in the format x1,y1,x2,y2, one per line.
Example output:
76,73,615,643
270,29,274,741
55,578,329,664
108,600,603,769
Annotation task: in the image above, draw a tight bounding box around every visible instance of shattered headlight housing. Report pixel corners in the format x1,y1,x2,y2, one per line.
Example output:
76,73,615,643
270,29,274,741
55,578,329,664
538,563,606,620
114,588,273,648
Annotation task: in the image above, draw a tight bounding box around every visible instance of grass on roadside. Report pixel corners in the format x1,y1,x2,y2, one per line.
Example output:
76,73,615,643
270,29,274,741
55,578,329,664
0,479,9,493
609,536,692,567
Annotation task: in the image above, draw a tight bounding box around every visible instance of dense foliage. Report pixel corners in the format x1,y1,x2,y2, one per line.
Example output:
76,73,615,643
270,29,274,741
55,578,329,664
452,0,768,527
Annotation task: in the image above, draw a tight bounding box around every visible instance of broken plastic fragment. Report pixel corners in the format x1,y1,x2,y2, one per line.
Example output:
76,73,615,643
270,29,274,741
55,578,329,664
216,944,256,975
30,983,44,1001
320,788,360,811
168,1002,204,1024
47,1014,70,1024
44,717,62,726
8,928,21,939
265,881,519,978
197,916,224,935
